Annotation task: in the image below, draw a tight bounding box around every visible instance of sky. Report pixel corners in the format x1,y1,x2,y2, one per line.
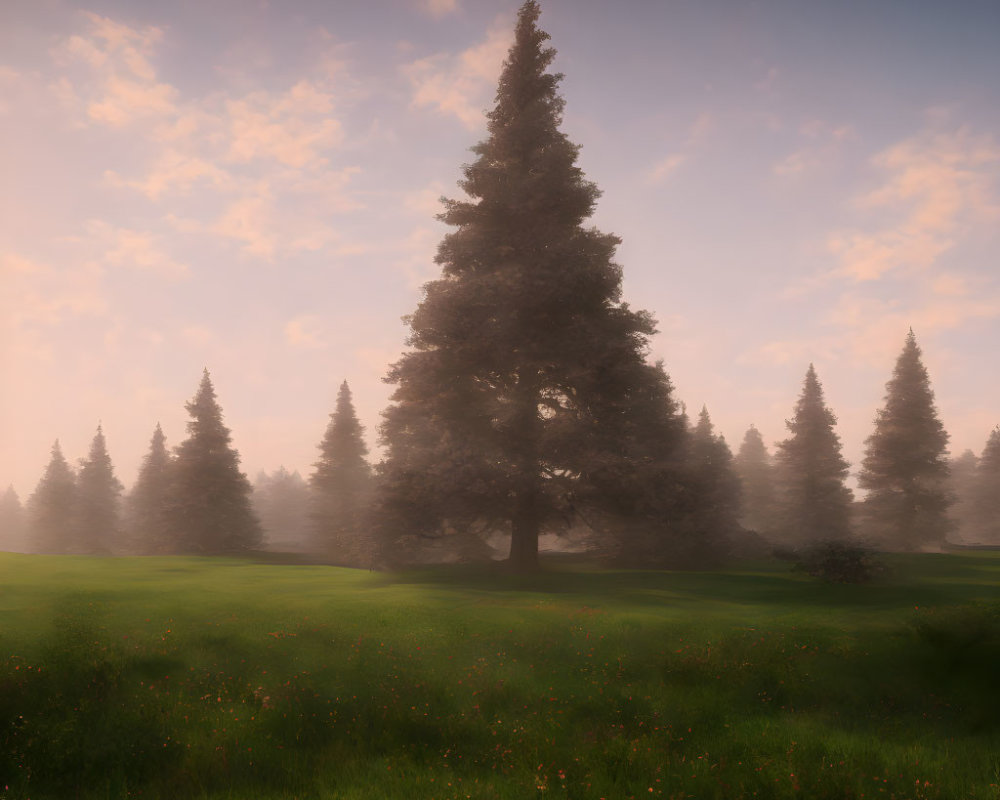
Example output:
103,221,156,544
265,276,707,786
2,0,1000,501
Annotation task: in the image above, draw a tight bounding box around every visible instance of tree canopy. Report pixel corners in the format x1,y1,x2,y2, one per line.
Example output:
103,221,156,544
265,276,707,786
74,424,123,554
27,440,76,554
126,423,173,554
311,381,372,565
0,485,25,553
164,370,261,554
377,0,687,570
859,331,951,549
774,364,853,544
972,427,1000,544
733,425,777,537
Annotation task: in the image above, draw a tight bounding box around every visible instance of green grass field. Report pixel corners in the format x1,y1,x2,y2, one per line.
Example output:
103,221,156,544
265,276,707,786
1,551,998,799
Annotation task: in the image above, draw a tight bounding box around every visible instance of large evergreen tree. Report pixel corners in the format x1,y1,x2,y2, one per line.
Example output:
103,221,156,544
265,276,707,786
686,407,741,552
255,467,311,552
125,423,173,554
27,440,76,554
859,331,951,550
310,381,372,565
0,485,25,552
164,370,261,554
774,364,853,544
733,425,777,536
74,424,123,554
972,427,1000,544
377,1,687,571
946,448,979,543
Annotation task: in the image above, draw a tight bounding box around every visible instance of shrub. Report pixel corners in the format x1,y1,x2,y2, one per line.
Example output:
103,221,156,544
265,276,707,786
793,539,885,583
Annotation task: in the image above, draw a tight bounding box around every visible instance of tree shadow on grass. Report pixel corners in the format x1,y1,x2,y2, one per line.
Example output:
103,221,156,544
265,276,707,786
375,552,1000,614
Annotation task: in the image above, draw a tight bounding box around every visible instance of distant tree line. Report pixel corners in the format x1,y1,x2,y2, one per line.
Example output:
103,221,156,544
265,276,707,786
5,371,373,564
1,2,997,568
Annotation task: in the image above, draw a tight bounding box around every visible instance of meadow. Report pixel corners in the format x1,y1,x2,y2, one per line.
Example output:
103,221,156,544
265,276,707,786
0,551,998,799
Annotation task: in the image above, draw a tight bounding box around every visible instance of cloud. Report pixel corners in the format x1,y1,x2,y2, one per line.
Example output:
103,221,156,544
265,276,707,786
181,174,365,260
403,17,512,129
648,154,686,184
646,113,714,184
0,252,108,333
105,149,230,199
830,127,1000,282
403,180,448,219
211,186,279,259
87,74,177,125
773,120,855,178
420,0,460,17
284,315,327,349
226,81,343,167
0,253,44,276
96,224,189,277
56,12,177,127
52,13,356,219
49,12,367,261
752,287,1000,372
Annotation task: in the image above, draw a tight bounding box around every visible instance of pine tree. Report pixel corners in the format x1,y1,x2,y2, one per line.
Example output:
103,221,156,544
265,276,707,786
946,449,979,543
378,1,687,571
774,364,853,544
310,381,372,565
859,331,951,550
686,407,741,551
0,485,25,552
27,440,76,554
972,427,1000,544
254,467,311,552
733,425,777,536
164,370,261,554
74,424,123,554
125,423,173,554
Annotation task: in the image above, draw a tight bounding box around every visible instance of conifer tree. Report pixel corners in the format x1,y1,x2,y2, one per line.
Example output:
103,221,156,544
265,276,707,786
164,370,261,554
74,424,123,554
859,331,950,549
972,427,1000,544
378,1,687,570
734,425,777,536
774,364,853,543
125,423,173,554
310,381,372,565
0,485,25,552
27,440,76,554
946,449,979,543
254,467,311,552
686,407,741,550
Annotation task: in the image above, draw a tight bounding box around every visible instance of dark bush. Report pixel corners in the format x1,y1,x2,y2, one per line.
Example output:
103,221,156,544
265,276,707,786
793,539,885,583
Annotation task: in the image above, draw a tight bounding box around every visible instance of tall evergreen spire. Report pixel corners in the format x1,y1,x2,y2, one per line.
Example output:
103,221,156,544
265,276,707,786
28,440,76,554
164,370,261,554
377,0,686,571
74,424,123,554
310,380,372,564
734,425,777,536
774,364,853,543
859,332,951,549
126,423,173,554
0,484,26,552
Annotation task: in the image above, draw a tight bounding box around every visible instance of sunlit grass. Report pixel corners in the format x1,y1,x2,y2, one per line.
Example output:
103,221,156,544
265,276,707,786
1,551,998,798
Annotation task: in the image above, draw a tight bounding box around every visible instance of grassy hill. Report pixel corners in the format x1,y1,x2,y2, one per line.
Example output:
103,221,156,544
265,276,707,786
1,551,998,798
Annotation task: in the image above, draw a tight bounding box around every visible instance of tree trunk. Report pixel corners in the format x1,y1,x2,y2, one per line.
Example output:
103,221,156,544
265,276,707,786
509,492,539,571
508,381,541,572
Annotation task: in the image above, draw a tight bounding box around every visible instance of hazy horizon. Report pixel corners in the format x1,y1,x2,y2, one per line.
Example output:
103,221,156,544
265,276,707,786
2,0,999,499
